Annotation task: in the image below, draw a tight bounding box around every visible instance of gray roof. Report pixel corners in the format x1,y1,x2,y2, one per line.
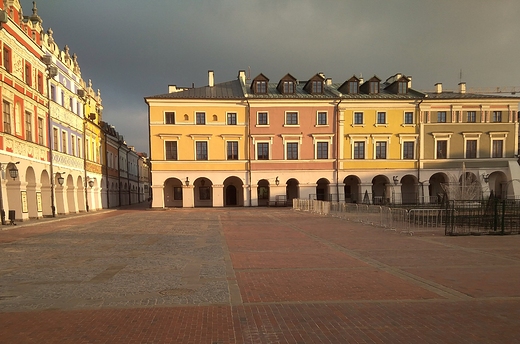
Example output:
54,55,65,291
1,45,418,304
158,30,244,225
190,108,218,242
334,83,425,100
423,92,520,100
146,80,244,100
245,83,339,99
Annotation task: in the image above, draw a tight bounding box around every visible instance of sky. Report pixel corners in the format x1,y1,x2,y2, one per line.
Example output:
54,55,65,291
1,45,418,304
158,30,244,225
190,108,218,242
21,0,520,154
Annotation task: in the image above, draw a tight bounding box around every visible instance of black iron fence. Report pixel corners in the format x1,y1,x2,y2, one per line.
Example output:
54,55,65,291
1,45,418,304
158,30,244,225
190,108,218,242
445,199,520,235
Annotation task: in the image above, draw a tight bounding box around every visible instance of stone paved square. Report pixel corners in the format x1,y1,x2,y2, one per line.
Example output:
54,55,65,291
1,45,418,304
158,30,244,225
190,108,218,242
1,206,520,343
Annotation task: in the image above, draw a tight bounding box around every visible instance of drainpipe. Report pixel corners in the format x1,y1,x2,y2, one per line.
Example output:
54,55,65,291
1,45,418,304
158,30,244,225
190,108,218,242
335,98,342,202
246,99,252,206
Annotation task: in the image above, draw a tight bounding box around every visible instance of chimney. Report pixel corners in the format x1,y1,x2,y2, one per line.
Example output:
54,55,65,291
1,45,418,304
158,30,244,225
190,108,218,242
325,78,332,86
208,70,214,87
459,82,466,94
168,85,177,93
238,70,246,84
407,76,412,88
435,83,442,94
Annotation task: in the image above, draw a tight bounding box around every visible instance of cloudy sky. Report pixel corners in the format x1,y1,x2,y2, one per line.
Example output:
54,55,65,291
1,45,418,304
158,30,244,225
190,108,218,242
21,0,520,154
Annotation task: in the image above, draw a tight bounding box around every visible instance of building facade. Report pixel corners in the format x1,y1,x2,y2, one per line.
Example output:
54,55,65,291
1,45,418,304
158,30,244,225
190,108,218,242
146,70,520,208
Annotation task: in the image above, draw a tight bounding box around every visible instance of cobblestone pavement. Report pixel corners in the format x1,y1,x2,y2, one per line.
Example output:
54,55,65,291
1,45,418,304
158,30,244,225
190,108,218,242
1,206,520,343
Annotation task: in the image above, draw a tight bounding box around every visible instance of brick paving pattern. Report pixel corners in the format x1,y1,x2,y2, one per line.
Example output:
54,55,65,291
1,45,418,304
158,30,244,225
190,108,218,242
1,206,520,343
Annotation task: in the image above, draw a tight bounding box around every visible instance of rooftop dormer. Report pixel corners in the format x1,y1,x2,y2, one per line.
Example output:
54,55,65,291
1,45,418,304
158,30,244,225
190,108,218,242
303,73,325,94
250,73,269,94
338,75,360,95
277,73,297,94
360,75,381,94
384,74,410,94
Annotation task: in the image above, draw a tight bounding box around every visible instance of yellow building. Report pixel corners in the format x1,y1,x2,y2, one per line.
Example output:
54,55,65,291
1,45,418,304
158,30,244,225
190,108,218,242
146,71,248,208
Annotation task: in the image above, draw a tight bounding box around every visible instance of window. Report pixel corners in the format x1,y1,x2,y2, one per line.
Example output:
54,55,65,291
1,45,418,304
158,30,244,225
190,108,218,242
403,142,414,159
227,141,238,160
286,142,298,160
256,80,267,94
257,112,268,125
398,81,407,94
3,101,11,134
51,85,56,101
492,111,502,123
312,80,322,93
348,81,358,94
38,117,43,145
77,137,82,158
257,143,269,160
317,142,328,159
317,112,327,125
173,187,183,200
25,111,32,142
285,112,298,125
354,142,365,159
354,112,363,125
227,113,237,125
3,47,11,73
404,112,414,124
196,141,208,160
466,140,477,158
196,112,205,125
283,81,294,93
53,128,59,150
37,72,44,94
61,91,65,106
436,140,447,159
165,112,175,124
437,111,447,123
165,141,178,160
375,142,387,159
71,135,76,156
492,140,503,158
377,112,386,124
369,81,379,94
467,111,476,123
25,62,32,86
61,131,67,153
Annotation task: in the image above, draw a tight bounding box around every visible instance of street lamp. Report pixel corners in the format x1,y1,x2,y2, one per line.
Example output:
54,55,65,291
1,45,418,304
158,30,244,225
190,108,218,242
57,172,65,186
185,177,189,186
88,179,94,188
393,176,399,185
275,176,280,186
0,162,19,225
43,55,58,217
482,173,490,184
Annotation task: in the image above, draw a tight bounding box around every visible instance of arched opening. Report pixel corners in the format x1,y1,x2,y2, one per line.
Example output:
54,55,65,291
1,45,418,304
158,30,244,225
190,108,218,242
316,178,330,201
458,172,481,200
343,175,360,203
429,172,449,203
194,177,213,207
224,176,244,206
25,167,38,219
400,175,418,204
286,178,299,203
66,174,77,213
164,177,183,207
486,171,508,199
372,175,390,205
257,179,270,206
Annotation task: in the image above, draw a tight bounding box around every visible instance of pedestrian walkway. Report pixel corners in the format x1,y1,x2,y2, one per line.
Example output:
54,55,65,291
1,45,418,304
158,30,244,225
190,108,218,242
1,207,519,343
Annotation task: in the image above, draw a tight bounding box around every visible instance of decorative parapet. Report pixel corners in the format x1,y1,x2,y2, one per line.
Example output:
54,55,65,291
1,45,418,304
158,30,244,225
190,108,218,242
2,133,49,161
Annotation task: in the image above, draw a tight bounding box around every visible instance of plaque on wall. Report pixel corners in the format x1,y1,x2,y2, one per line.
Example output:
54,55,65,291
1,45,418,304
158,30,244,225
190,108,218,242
21,191,28,213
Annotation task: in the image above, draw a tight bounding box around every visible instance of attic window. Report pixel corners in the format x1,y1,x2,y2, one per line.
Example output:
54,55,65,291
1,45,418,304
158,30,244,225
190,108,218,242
255,81,267,94
348,81,358,94
398,81,407,94
283,81,295,93
369,81,379,94
312,80,323,93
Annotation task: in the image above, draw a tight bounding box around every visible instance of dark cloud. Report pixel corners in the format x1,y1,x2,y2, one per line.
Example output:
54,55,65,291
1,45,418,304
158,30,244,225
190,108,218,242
23,0,520,153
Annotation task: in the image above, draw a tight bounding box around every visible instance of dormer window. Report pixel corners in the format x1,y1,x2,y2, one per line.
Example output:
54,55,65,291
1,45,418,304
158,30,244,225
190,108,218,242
312,80,322,93
256,80,267,94
398,81,407,94
369,81,379,94
283,81,294,93
348,81,358,94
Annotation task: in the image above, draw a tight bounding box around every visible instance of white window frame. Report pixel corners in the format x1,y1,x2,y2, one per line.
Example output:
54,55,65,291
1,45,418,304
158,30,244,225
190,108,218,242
462,132,482,159
432,132,453,159
226,112,237,125
375,111,387,127
284,111,299,127
195,140,209,160
311,134,334,160
255,141,271,160
164,111,175,124
281,134,303,160
61,130,68,154
225,139,239,160
398,134,418,159
71,134,76,156
316,111,328,127
348,134,369,159
256,111,269,127
165,140,179,161
195,111,206,125
352,112,364,127
371,134,391,159
403,111,415,126
489,132,508,158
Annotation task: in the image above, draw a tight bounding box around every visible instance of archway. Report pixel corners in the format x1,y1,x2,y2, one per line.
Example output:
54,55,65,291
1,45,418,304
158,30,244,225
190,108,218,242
400,175,418,204
458,172,481,200
224,176,243,206
343,175,360,203
316,178,330,201
286,178,299,203
66,174,77,213
40,171,51,216
25,166,38,219
194,177,213,207
429,172,448,203
164,177,183,207
257,179,270,206
372,175,390,205
487,171,507,199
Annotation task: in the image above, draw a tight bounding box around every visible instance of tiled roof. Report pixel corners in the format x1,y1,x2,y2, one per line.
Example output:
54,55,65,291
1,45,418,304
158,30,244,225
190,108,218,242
246,83,339,99
423,92,520,100
146,80,244,99
333,83,425,99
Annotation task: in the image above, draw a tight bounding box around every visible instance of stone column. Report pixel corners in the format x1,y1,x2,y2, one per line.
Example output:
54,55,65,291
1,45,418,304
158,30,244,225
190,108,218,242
212,184,224,207
182,185,194,208
151,185,165,208
243,184,251,207
420,182,430,204
250,184,258,207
